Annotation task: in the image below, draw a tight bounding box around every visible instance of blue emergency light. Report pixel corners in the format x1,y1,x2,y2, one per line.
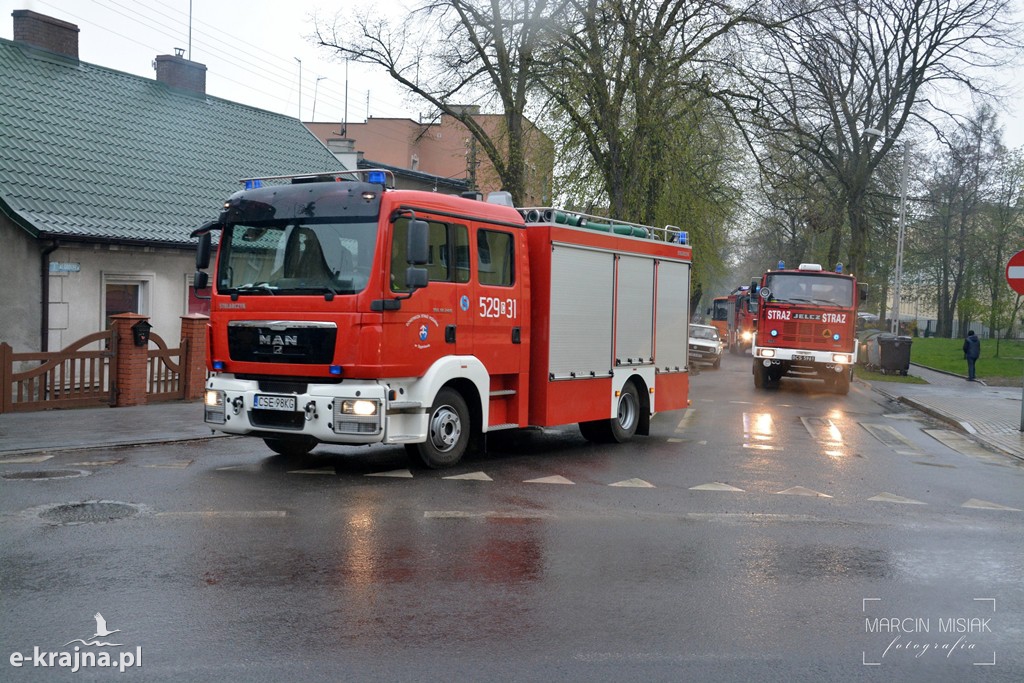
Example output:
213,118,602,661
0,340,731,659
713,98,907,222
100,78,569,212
244,179,263,190
367,170,387,185
777,260,785,270
677,231,688,245
836,262,843,273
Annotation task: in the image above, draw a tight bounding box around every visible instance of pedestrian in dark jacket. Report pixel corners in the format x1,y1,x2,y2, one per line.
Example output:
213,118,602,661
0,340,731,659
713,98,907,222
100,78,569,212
963,330,981,381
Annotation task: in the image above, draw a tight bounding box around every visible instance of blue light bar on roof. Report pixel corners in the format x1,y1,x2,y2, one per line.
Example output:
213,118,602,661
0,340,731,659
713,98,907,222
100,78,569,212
244,179,263,190
367,171,387,185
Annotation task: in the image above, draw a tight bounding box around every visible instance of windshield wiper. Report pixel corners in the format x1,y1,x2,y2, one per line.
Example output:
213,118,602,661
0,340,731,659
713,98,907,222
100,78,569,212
234,282,279,295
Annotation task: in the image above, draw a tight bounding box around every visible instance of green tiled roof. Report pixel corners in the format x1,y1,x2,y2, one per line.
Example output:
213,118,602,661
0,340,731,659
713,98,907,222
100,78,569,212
0,39,344,246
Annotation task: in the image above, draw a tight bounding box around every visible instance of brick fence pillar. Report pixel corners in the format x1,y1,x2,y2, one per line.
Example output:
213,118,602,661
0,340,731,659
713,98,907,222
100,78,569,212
180,314,209,400
111,313,150,407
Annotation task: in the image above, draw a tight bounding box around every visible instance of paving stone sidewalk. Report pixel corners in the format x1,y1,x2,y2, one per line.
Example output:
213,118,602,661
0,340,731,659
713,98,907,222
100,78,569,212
866,364,1024,461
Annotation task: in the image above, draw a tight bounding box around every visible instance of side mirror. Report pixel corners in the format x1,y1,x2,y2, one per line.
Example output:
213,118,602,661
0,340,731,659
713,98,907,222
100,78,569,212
406,266,428,290
750,279,760,295
859,284,869,303
196,231,212,269
407,219,429,265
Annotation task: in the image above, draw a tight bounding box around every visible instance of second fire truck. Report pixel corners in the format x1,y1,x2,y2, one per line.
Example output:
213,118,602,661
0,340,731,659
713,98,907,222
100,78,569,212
749,262,866,394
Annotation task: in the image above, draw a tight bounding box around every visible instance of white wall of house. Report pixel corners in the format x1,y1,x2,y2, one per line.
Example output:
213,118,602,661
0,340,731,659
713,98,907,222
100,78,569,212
45,243,198,351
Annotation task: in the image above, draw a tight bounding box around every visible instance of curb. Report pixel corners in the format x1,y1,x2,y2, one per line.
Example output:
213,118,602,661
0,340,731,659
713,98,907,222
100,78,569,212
0,433,232,459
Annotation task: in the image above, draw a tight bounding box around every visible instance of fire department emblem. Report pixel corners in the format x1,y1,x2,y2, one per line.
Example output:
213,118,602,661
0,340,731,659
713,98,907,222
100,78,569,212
419,325,428,341
460,295,470,311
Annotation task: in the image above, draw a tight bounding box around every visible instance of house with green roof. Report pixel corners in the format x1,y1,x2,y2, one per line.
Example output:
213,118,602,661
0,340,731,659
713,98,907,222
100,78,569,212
0,10,345,353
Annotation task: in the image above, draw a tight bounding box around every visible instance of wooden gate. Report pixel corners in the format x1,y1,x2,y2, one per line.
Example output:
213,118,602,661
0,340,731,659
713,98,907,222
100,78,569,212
146,332,187,402
0,332,115,413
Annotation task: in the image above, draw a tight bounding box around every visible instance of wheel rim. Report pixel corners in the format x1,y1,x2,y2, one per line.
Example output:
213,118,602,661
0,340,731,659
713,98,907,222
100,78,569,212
429,404,462,453
617,392,638,431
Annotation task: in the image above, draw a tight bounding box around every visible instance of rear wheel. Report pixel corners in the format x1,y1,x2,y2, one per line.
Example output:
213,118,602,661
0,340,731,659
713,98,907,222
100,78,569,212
578,381,641,444
609,381,640,443
264,436,317,458
412,388,470,469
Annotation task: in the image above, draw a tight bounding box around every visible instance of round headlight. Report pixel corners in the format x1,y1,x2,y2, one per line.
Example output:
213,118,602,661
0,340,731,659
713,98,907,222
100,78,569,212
833,333,840,341
770,329,779,337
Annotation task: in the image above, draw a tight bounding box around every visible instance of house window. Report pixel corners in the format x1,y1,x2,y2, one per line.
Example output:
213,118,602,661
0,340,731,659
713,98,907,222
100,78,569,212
101,274,151,329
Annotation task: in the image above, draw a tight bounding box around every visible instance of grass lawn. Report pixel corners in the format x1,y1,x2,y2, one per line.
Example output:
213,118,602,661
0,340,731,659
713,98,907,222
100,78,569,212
909,336,1024,380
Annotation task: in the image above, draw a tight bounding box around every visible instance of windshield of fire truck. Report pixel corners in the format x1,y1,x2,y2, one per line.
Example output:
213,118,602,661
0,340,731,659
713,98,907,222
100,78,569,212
764,273,853,307
216,220,378,295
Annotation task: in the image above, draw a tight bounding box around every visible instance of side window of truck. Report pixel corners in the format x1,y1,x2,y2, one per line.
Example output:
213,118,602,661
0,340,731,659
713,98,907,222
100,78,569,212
477,229,514,286
391,218,469,291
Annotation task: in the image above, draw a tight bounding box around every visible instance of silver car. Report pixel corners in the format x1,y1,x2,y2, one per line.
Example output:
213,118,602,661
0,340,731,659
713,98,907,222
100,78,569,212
689,323,724,369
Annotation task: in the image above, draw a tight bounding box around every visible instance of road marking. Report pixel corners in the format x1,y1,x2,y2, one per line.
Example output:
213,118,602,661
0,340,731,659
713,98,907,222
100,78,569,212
924,429,1004,462
776,486,832,498
861,423,922,454
961,499,1021,511
424,510,552,519
144,460,193,469
524,475,574,485
68,459,124,467
366,469,414,478
215,464,262,472
443,471,493,481
690,482,745,492
610,478,655,488
1,455,54,464
912,461,956,468
157,510,288,518
801,417,846,457
675,408,695,433
868,492,926,505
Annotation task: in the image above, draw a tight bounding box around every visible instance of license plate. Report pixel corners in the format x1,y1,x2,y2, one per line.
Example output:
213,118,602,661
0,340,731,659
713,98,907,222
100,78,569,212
253,394,297,411
792,354,814,362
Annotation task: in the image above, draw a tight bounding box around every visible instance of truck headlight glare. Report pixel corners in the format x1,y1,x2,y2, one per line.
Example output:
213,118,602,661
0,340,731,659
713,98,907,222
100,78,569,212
205,390,224,407
761,349,776,358
342,399,378,416
832,354,852,364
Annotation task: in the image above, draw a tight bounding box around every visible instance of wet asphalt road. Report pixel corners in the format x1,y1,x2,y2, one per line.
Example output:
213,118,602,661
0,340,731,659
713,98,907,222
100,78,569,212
2,354,1023,682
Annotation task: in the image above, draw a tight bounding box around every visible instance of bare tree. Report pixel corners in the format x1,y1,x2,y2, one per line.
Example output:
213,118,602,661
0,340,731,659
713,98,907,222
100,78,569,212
314,0,564,204
746,0,1019,280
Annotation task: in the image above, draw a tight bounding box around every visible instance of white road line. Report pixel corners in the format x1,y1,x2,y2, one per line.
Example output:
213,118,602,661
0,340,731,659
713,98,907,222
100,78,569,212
609,478,655,488
524,475,575,485
366,469,414,478
443,471,493,481
961,499,1021,511
868,492,926,505
157,510,288,518
690,482,745,492
776,486,832,498
1,455,54,464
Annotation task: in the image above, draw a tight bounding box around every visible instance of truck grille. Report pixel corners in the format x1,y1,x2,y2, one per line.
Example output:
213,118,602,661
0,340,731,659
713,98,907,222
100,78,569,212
228,322,336,364
770,321,844,349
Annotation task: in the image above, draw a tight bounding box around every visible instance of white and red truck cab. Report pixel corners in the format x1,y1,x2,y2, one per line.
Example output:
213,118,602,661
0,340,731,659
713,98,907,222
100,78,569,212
193,171,693,467
750,262,867,394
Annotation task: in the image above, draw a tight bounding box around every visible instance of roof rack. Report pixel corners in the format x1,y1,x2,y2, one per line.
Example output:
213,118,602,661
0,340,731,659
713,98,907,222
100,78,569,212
517,207,688,245
237,169,395,188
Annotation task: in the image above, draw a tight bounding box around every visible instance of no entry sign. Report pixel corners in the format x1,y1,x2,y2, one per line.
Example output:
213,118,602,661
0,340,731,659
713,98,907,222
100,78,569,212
1007,249,1024,295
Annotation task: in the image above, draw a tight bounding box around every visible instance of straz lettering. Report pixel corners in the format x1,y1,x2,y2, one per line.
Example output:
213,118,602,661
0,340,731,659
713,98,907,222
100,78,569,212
766,309,791,321
822,312,848,324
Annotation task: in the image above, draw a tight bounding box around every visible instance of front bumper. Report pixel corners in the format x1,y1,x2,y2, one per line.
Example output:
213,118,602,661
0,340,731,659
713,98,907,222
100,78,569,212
203,375,427,445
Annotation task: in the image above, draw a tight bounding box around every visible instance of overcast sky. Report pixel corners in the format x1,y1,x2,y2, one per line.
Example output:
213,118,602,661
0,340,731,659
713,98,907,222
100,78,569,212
2,0,1021,149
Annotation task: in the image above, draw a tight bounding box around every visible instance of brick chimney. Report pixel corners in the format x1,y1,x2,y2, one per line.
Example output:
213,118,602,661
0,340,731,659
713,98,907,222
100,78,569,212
154,50,207,95
12,10,79,60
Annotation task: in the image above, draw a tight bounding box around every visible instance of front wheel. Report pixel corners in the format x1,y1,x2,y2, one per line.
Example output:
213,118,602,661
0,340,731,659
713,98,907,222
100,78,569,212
412,388,471,469
831,370,851,395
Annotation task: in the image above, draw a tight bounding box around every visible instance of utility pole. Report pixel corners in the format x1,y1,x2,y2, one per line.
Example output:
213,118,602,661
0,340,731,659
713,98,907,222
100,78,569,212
891,143,910,335
294,58,302,120
313,76,327,121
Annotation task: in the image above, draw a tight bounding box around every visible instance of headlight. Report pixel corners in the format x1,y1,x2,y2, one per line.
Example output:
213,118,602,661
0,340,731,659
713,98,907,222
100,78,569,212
832,354,852,364
760,349,776,358
204,389,226,425
341,399,378,416
742,331,752,341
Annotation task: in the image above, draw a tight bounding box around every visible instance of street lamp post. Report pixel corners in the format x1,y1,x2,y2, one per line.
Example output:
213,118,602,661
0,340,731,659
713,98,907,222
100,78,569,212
313,76,327,122
891,143,910,335
295,57,302,120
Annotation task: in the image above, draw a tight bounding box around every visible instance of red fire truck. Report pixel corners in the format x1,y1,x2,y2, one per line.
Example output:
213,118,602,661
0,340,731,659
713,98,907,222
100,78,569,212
750,262,866,394
709,286,757,354
193,171,692,468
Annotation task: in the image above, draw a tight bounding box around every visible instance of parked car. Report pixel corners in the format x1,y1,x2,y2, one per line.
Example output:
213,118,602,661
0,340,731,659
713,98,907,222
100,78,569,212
689,323,724,369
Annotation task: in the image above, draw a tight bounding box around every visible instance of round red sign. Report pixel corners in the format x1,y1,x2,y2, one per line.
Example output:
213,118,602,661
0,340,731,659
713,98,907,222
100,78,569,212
1007,249,1024,296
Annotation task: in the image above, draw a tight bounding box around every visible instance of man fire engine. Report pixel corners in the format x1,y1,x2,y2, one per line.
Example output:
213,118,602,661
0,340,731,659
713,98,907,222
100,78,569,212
750,262,866,394
192,171,692,468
